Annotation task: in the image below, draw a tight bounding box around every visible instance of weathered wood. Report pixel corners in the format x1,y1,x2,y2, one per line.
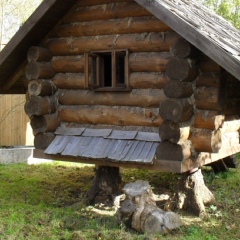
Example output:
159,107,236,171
194,110,225,130
52,73,85,89
221,131,239,147
224,99,240,115
194,87,224,111
196,73,221,88
34,132,55,150
198,55,221,73
52,17,172,38
58,106,162,127
156,140,192,161
166,58,199,82
226,83,240,98
220,115,240,133
170,38,198,58
45,32,179,55
30,114,60,135
129,72,169,89
28,80,56,96
62,2,152,23
58,89,166,107
159,98,194,123
163,81,193,98
190,129,222,153
27,46,52,62
159,120,190,143
25,62,55,80
24,95,57,117
76,0,132,7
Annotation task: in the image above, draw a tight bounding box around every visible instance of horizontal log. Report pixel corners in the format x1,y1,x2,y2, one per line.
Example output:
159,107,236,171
170,38,199,59
45,32,179,55
155,140,192,161
166,58,199,82
34,133,56,150
194,110,225,130
221,131,239,147
163,81,193,98
24,95,57,117
76,0,132,7
25,62,55,80
28,80,57,96
31,114,60,135
129,72,169,89
58,89,166,107
52,17,172,38
159,98,194,123
220,115,240,133
62,2,151,23
194,87,224,111
159,120,190,143
196,73,221,88
58,106,162,127
52,73,85,89
198,55,221,73
27,46,52,62
190,129,222,153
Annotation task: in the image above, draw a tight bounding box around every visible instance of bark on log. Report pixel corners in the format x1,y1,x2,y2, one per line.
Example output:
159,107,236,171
25,62,55,80
198,55,221,73
194,110,225,130
58,106,162,127
58,89,166,107
62,2,151,23
166,58,199,82
34,132,55,150
52,17,172,38
159,98,194,123
30,114,60,135
155,140,192,161
170,38,198,59
28,80,56,96
163,81,193,98
159,120,190,143
194,87,224,111
196,73,221,88
45,32,179,55
24,95,57,117
129,72,169,89
190,129,222,153
27,46,52,62
52,73,85,89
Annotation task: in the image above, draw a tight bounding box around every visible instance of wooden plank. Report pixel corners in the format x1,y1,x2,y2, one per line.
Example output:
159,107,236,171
136,132,160,142
62,137,84,156
107,130,137,140
144,142,159,163
137,142,154,162
74,137,94,156
110,140,129,161
121,140,139,161
82,128,112,137
117,141,136,161
95,139,113,159
107,140,126,159
128,141,146,161
82,138,104,158
55,126,85,136
44,135,63,154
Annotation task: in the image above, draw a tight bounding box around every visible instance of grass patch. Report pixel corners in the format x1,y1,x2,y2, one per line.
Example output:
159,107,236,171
0,160,240,239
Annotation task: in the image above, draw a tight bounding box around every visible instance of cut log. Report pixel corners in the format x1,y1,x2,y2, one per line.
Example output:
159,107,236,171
52,16,172,38
52,73,85,89
34,132,56,150
129,72,169,89
159,98,194,123
24,95,57,117
155,140,192,161
159,120,190,143
196,73,221,88
58,89,166,108
170,38,198,58
58,106,162,127
163,81,193,98
194,87,225,111
25,62,55,80
27,46,52,62
62,2,151,23
87,166,122,204
194,110,225,130
28,80,57,96
45,32,179,55
166,58,199,82
190,129,222,153
30,114,60,135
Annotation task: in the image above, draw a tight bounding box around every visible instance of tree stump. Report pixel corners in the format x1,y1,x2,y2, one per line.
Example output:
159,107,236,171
87,166,122,205
117,180,182,235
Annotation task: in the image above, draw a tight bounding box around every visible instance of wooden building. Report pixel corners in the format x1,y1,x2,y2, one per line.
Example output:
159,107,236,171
0,0,240,173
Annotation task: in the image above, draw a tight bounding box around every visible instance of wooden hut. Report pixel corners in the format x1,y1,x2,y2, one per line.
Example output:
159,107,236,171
0,0,240,173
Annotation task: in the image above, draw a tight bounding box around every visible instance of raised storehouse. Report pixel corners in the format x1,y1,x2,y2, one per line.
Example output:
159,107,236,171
1,0,240,173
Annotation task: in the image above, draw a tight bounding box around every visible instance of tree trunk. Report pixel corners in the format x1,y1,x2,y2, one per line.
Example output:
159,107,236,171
87,166,122,204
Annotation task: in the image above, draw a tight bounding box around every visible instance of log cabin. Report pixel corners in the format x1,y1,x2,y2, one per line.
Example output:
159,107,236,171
0,0,240,173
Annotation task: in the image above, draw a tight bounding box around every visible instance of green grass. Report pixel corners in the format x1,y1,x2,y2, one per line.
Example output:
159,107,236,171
0,160,239,240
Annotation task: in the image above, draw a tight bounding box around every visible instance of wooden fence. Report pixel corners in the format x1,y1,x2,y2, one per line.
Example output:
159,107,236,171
0,95,34,146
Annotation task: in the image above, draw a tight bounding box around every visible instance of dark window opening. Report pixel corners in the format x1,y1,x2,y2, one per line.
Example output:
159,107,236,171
103,54,112,87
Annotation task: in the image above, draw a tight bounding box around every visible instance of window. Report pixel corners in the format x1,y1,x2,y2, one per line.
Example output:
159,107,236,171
85,49,130,91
